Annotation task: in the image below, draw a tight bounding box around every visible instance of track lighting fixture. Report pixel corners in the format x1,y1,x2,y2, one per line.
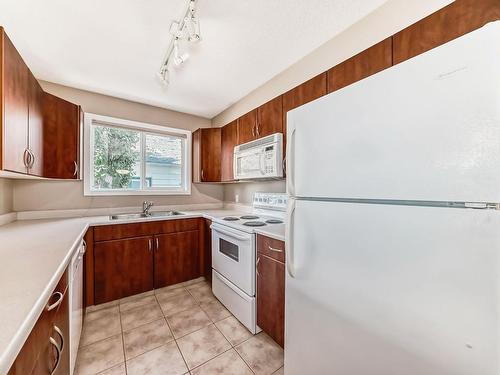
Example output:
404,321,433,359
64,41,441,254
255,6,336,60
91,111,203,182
157,0,200,86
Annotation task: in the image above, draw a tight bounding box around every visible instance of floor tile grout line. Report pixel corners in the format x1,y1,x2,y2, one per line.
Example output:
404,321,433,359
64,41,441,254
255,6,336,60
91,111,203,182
119,303,128,375
157,292,191,373
188,346,235,373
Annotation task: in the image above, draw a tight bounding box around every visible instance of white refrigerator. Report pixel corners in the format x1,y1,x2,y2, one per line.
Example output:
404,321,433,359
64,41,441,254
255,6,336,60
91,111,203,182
285,21,500,375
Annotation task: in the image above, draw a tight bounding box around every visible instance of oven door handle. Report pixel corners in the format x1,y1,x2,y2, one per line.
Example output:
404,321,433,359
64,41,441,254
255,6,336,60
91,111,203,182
211,224,250,241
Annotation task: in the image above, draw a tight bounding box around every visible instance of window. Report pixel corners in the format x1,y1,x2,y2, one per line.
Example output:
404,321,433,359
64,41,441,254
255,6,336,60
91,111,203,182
83,113,191,196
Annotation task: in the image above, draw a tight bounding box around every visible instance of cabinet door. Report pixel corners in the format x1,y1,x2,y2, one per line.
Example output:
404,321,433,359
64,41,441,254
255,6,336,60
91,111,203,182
52,289,69,375
237,109,257,144
221,120,238,181
2,31,29,174
42,93,80,179
154,230,200,288
393,0,500,64
200,128,221,182
327,38,392,93
28,72,44,176
257,96,283,138
94,236,154,304
256,254,285,347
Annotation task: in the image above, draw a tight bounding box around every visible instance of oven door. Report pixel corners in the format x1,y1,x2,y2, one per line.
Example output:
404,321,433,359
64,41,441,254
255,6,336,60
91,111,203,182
211,223,256,296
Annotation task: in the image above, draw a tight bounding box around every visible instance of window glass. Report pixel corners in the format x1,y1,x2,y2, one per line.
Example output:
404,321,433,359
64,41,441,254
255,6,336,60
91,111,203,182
145,133,182,188
92,125,141,190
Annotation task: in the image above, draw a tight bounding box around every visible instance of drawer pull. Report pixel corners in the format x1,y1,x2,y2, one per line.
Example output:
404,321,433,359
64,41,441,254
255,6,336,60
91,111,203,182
53,325,64,352
268,245,283,253
256,257,261,277
46,292,63,311
49,337,61,375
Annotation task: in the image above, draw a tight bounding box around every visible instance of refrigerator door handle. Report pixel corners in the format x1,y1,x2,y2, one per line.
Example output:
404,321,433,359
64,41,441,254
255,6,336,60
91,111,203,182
285,198,296,278
286,123,296,196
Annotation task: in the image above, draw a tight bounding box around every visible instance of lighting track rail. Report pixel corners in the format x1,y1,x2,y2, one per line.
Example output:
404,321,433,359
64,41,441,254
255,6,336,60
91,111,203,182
157,0,200,86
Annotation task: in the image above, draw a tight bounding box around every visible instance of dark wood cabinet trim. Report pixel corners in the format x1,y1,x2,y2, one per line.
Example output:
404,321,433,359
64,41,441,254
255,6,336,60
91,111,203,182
393,0,500,64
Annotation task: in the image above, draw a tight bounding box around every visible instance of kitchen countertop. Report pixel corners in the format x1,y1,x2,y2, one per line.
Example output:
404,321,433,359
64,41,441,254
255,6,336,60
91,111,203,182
0,208,285,374
254,224,286,242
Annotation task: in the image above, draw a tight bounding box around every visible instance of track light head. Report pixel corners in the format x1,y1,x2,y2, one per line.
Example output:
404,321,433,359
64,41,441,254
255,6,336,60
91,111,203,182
173,39,189,65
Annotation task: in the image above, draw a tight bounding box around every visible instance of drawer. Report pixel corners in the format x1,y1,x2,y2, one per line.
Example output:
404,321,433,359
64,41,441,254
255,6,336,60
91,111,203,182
257,235,285,263
94,218,201,242
212,270,256,334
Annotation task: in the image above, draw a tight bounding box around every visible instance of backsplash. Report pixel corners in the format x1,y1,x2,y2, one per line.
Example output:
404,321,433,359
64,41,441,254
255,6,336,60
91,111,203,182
223,180,286,204
0,178,13,215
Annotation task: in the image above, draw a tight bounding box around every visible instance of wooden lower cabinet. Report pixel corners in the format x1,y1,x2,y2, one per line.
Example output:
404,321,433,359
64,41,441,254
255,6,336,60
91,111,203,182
154,230,200,288
202,219,212,283
94,236,154,304
8,270,69,375
256,235,285,348
257,254,285,347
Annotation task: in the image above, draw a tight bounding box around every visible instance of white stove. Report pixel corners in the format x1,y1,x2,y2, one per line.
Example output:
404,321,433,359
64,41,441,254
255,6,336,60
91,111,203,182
211,193,287,333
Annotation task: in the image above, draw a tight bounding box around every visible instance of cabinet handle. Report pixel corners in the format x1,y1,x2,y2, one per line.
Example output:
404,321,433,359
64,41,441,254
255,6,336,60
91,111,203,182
256,123,260,137
53,325,64,352
268,245,283,253
148,239,153,252
155,237,159,249
49,337,61,375
201,169,204,181
256,256,260,277
28,149,35,169
46,292,63,311
73,161,78,176
252,125,256,137
23,149,30,168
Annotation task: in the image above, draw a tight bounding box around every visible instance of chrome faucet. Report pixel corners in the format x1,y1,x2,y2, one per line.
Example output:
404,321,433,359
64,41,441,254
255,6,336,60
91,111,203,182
142,201,154,216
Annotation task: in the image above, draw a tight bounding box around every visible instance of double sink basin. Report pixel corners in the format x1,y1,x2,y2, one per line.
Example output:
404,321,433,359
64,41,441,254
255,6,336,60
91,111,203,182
109,211,184,220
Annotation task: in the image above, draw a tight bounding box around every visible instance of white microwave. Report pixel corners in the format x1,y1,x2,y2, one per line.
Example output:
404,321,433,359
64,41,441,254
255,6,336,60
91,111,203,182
233,133,283,180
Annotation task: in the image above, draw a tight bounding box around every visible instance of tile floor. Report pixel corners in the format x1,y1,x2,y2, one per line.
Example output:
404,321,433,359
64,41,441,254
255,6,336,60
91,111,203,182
75,277,284,375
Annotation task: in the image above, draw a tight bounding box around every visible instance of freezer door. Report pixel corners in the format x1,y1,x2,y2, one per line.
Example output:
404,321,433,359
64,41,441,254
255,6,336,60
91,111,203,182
287,22,500,202
285,199,500,375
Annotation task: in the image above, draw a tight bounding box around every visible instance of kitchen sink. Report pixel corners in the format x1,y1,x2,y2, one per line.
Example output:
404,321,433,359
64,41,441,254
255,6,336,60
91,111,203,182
109,211,184,220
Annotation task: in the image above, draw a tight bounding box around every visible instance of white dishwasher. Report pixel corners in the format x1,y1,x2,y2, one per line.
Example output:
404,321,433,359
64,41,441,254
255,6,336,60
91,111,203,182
69,240,85,375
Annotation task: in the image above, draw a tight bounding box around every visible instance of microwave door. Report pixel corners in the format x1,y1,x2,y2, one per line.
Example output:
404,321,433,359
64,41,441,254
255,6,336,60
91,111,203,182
236,149,264,179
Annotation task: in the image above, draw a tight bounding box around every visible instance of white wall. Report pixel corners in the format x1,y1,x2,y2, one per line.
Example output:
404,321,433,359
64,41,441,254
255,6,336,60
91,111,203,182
214,0,454,203
12,81,223,212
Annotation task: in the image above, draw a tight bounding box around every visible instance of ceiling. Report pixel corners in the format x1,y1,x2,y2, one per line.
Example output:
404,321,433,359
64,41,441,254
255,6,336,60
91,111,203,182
0,0,387,118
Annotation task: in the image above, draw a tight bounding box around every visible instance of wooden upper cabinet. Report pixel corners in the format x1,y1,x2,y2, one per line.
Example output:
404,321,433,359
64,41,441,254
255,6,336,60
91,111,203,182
237,109,257,145
283,73,327,116
393,0,500,64
42,93,81,179
28,72,44,176
221,120,238,181
154,230,200,288
1,29,29,174
327,38,392,93
257,95,283,139
237,97,283,145
192,127,221,182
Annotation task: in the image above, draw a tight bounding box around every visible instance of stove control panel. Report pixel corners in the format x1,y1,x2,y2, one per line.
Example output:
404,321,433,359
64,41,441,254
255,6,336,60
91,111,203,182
253,193,288,211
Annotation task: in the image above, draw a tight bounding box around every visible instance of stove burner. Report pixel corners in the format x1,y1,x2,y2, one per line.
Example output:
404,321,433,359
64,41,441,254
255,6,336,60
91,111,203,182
223,217,239,221
243,221,266,227
241,215,259,220
266,219,283,224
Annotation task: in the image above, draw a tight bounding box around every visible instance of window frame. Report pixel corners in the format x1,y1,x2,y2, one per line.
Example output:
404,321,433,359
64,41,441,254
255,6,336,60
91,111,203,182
83,113,192,196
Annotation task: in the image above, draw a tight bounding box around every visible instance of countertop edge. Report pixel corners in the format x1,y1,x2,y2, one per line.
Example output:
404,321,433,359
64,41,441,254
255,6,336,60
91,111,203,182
0,223,89,375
